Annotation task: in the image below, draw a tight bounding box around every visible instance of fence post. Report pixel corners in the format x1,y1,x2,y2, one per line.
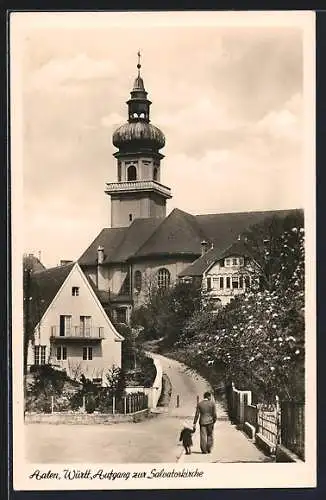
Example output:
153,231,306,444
82,395,86,413
51,395,54,414
275,395,281,445
196,395,199,405
176,395,180,408
112,396,115,415
124,396,127,415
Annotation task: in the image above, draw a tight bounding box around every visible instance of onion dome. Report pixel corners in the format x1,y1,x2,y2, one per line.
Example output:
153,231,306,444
113,122,165,151
112,51,165,152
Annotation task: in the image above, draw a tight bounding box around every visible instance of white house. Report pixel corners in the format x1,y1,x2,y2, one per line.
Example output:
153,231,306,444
179,240,253,307
27,262,124,385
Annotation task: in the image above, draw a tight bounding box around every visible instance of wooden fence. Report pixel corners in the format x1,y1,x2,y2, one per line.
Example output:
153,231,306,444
257,409,278,447
280,401,305,460
229,384,305,460
28,392,149,415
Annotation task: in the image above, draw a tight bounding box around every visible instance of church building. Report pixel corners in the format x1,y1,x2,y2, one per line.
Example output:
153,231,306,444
78,56,299,324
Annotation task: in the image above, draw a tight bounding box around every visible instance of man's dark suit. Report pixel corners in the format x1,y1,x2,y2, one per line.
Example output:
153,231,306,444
193,398,217,453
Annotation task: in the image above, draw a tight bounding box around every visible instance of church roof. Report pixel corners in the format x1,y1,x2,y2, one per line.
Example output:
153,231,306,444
27,262,74,331
195,209,295,247
78,227,127,266
132,208,207,259
78,208,301,268
110,217,163,262
179,208,302,277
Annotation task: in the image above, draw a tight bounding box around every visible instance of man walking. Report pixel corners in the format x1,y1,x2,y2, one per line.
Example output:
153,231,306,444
193,391,217,454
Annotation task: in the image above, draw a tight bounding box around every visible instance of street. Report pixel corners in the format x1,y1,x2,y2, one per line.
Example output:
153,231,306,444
25,354,270,463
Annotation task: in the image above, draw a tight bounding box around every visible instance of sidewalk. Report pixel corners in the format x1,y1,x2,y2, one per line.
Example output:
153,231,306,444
179,401,271,463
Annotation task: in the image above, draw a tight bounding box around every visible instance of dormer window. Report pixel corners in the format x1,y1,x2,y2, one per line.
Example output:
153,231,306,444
225,257,245,267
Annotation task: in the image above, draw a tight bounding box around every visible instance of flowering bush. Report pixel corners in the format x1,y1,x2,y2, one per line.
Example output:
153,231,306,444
174,212,305,402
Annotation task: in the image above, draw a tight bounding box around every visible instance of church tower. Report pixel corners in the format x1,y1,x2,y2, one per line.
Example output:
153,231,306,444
105,53,172,228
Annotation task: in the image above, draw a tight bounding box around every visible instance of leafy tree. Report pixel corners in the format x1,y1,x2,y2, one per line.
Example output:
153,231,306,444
23,261,33,376
131,280,202,346
174,212,305,402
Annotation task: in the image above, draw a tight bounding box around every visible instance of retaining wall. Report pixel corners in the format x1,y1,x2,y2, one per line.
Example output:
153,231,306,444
25,409,150,425
127,354,162,409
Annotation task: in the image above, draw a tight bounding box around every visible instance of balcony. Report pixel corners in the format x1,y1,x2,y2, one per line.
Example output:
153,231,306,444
105,180,172,199
50,326,104,341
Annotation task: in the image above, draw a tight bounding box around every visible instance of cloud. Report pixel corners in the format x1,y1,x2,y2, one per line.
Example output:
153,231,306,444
26,53,118,91
19,24,305,267
254,93,302,142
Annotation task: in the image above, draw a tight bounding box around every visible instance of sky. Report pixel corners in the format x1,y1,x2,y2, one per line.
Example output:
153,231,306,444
13,12,310,268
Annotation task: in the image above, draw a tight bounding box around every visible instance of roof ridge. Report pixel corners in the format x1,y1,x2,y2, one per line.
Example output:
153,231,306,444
133,208,201,258
196,208,303,218
180,210,209,242
131,211,177,258
109,217,159,262
33,261,75,275
77,228,108,262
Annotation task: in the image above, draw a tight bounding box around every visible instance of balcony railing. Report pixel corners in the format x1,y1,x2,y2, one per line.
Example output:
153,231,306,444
105,180,172,198
50,326,104,340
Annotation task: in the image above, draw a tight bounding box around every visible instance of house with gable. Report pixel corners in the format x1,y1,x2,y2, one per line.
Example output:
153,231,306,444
179,239,254,308
77,56,301,322
26,262,124,384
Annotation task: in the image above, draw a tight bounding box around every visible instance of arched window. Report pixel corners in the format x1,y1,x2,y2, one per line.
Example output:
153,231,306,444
153,167,158,181
157,268,170,289
127,165,137,181
134,270,142,292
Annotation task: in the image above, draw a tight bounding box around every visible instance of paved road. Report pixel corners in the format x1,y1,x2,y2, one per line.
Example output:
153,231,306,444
25,354,270,464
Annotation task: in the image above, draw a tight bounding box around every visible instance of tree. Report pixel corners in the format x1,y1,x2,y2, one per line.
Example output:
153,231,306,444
130,280,202,346
23,261,33,376
175,212,305,402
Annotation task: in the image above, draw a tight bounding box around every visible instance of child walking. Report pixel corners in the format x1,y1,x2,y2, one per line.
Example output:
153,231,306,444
179,421,195,455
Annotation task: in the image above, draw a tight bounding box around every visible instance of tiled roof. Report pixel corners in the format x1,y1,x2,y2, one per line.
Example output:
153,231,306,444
179,209,302,277
195,209,297,247
132,208,207,259
110,217,162,262
78,208,302,268
27,263,75,330
78,227,127,265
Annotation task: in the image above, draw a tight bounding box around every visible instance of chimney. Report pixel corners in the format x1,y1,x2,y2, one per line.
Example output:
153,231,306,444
201,240,209,256
60,260,73,267
97,246,105,264
97,246,105,291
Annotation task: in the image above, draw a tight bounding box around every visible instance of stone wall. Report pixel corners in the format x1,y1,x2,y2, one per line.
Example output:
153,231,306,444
25,409,150,425
125,355,163,409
